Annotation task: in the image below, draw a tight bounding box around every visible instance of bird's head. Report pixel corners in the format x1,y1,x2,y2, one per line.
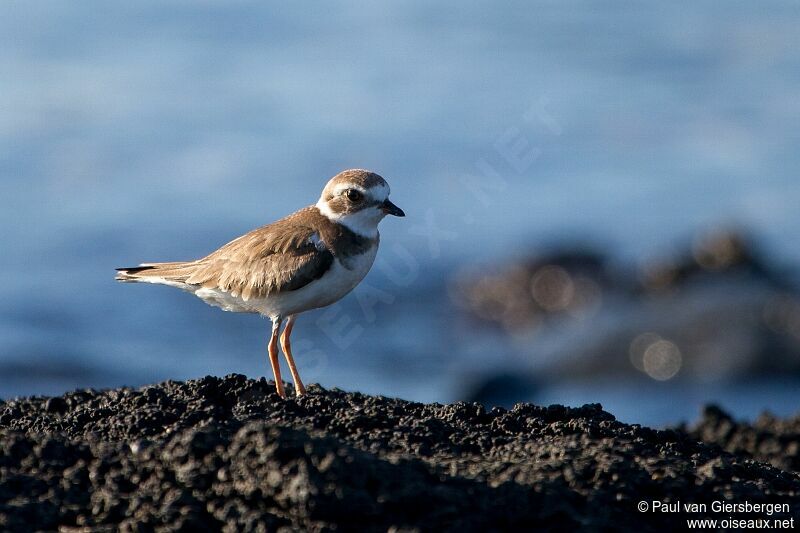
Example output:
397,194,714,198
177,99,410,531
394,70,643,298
316,169,405,237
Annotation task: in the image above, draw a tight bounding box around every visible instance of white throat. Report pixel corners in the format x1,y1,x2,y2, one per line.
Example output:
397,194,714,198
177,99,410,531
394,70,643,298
315,200,383,238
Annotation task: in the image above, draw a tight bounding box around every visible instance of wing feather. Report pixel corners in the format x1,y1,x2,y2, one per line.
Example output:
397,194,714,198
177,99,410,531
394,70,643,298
184,207,334,300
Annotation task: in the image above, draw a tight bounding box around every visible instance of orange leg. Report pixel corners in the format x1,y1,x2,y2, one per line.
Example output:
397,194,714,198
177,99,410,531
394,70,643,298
279,315,306,396
268,319,286,398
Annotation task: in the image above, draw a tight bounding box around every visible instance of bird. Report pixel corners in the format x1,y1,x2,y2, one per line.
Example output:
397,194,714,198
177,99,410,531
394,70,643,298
116,169,405,398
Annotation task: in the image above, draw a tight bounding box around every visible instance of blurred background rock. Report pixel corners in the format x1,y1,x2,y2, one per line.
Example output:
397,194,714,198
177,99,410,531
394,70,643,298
1,2,799,425
453,229,800,412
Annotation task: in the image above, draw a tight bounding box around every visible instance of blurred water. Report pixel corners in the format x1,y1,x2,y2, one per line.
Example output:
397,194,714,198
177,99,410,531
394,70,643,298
2,2,800,425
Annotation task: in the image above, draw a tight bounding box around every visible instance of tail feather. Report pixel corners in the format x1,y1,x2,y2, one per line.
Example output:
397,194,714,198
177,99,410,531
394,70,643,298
115,261,198,284
115,265,156,275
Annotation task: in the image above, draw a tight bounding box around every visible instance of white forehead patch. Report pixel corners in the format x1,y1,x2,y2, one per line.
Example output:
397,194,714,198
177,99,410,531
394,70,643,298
369,182,390,202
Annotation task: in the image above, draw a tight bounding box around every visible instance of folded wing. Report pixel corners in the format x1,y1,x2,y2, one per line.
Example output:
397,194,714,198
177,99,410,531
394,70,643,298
116,207,334,301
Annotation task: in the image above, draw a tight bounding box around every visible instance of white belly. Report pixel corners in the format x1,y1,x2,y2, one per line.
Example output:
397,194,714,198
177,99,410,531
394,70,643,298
192,245,378,319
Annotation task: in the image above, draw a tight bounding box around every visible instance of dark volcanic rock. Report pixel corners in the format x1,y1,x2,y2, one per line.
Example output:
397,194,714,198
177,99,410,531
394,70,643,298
688,404,800,473
1,375,799,531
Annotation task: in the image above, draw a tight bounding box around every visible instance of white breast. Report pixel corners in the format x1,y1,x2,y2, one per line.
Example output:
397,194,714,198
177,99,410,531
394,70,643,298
193,244,379,320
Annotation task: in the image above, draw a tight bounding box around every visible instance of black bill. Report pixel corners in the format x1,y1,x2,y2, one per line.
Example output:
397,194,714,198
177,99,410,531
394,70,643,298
381,199,405,217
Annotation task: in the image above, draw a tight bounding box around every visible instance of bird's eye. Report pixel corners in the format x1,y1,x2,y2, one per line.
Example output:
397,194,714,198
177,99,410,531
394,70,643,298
345,189,363,202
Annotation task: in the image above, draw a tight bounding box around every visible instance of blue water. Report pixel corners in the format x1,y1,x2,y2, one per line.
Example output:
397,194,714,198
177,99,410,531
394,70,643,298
2,2,800,425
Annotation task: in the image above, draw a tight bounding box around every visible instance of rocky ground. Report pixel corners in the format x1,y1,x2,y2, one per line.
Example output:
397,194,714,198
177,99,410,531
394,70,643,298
687,405,800,474
0,375,798,531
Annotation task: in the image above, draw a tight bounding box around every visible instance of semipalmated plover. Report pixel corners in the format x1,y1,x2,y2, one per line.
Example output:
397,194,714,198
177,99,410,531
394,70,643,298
116,169,405,398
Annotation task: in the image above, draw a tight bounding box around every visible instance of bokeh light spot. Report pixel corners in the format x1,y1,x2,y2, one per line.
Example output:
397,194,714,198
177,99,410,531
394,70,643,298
530,265,574,312
643,339,683,381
